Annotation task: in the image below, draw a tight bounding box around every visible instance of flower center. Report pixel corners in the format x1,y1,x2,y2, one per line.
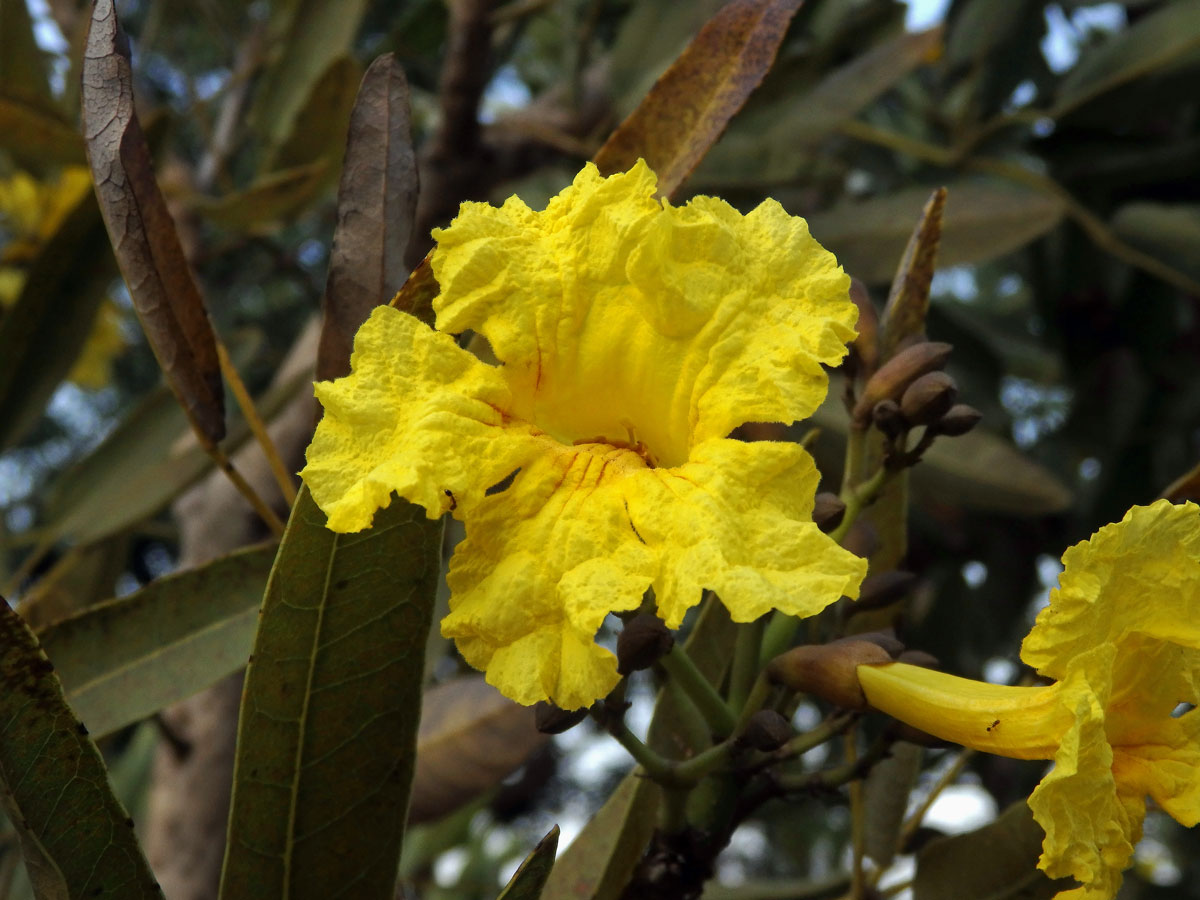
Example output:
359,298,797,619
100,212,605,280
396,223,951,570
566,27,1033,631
573,422,658,468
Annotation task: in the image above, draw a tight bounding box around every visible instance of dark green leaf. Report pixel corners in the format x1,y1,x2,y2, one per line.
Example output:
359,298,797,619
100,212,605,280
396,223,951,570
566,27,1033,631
0,597,163,899
192,160,332,229
0,0,54,111
219,486,442,900
37,543,277,738
272,56,363,173
1111,202,1200,283
0,95,85,169
497,827,559,900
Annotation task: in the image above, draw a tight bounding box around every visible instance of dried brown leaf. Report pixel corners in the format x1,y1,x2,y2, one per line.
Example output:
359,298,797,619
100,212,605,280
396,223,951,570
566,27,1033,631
318,54,418,382
81,0,225,446
593,0,802,200
880,187,947,360
409,676,548,825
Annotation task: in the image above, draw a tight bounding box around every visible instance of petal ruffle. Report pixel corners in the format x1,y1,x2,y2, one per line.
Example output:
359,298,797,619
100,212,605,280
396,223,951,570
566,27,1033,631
439,437,865,708
429,161,857,468
1028,650,1138,900
1022,500,1200,680
302,306,541,531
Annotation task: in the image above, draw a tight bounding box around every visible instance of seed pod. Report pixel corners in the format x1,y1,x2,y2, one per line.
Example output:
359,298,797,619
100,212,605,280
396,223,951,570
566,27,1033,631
535,702,589,734
616,613,675,675
900,371,958,426
812,492,846,533
856,571,917,611
851,341,953,426
872,399,906,439
740,709,793,751
931,403,982,437
766,640,893,710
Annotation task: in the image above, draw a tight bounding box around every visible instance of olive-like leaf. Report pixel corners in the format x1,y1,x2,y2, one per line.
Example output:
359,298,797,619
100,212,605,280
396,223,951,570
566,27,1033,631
593,0,802,200
0,597,163,899
409,677,548,825
318,53,418,382
219,486,442,900
497,827,559,900
0,95,85,168
37,543,277,739
82,0,225,446
0,0,54,110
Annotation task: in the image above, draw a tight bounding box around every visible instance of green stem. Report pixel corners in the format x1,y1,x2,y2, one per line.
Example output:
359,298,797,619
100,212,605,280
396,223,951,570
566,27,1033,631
777,710,857,761
660,643,738,737
606,719,737,788
728,618,764,712
608,720,679,783
734,672,773,735
779,730,892,793
830,465,890,545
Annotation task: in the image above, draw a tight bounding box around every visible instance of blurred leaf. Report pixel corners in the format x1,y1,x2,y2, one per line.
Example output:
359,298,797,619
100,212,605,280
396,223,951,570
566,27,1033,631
881,187,947,360
0,189,117,452
193,160,332,229
248,0,370,157
318,53,417,382
768,25,942,150
809,182,1065,284
82,0,225,447
593,0,802,200
219,486,442,900
0,95,85,169
1053,1,1200,117
36,543,276,738
0,598,163,899
497,826,559,900
914,802,1068,900
41,364,309,546
862,741,922,867
1111,202,1200,283
272,55,363,172
408,676,548,825
17,534,130,631
541,775,656,900
0,0,54,110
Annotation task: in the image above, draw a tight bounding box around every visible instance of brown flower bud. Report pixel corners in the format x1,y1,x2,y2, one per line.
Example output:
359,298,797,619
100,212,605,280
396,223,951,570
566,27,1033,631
812,492,846,533
740,709,793,751
849,279,880,375
930,403,982,437
835,630,904,659
841,520,879,560
872,399,907,438
851,341,953,426
616,613,675,675
856,571,917,611
896,649,939,669
900,371,958,426
535,702,589,734
766,640,893,710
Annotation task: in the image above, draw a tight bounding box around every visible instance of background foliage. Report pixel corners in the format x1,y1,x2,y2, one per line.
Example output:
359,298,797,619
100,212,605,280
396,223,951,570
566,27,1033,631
1,0,1199,898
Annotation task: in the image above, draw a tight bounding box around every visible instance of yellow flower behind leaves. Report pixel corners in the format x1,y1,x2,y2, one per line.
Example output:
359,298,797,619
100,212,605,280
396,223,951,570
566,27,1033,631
857,499,1200,900
303,161,867,709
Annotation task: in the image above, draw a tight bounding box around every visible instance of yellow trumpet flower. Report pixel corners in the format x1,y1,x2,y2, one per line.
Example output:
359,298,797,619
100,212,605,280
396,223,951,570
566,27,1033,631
858,499,1200,900
302,161,867,709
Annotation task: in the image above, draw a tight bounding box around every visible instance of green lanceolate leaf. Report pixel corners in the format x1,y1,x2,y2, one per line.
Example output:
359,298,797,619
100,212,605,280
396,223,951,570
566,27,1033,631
497,827,559,900
0,597,163,899
219,486,442,900
37,543,278,738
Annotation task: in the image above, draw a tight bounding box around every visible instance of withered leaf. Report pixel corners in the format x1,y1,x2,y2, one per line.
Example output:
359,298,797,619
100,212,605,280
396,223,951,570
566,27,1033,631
318,54,418,382
593,0,803,200
880,187,947,360
81,0,225,446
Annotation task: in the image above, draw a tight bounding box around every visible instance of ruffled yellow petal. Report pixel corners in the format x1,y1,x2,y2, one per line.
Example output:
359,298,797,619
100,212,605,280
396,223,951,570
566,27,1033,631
429,160,857,468
301,306,542,531
440,437,863,708
1028,649,1138,900
1022,500,1200,680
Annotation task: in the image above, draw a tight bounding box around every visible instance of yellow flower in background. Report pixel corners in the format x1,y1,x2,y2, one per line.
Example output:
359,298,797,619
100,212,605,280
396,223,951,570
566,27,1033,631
857,500,1200,900
303,161,866,709
0,167,127,390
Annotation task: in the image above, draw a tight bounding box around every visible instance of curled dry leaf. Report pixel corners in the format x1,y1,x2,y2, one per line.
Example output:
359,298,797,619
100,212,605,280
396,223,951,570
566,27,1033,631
81,0,225,446
409,675,549,825
593,0,803,200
